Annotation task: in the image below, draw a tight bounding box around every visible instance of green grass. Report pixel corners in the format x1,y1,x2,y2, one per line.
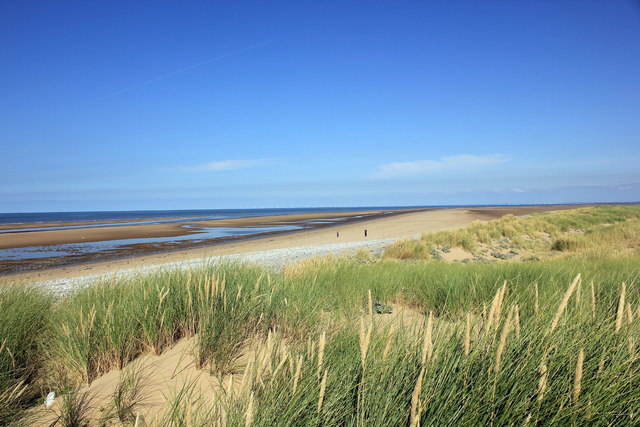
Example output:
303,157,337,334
384,205,640,260
0,286,53,423
0,205,639,425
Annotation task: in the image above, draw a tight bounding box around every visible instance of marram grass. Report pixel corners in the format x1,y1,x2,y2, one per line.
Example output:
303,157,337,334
0,205,639,425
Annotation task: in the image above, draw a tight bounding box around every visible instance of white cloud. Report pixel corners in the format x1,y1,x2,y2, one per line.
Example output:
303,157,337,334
374,154,508,178
183,159,271,172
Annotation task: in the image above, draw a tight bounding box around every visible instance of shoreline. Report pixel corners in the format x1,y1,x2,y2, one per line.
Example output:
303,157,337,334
0,209,417,275
0,205,588,287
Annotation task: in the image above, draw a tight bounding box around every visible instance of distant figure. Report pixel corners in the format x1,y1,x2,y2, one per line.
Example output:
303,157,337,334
337,231,340,238
364,229,368,237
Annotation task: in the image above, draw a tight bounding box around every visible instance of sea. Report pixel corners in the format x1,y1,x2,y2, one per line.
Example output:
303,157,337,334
0,207,426,227
0,204,596,266
0,206,427,264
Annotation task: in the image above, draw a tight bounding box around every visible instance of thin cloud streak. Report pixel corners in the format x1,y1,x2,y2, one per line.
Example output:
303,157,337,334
182,159,272,172
374,154,509,179
72,34,291,109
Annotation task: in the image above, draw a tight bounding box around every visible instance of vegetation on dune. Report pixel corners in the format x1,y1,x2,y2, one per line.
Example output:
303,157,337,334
384,205,640,261
0,205,639,425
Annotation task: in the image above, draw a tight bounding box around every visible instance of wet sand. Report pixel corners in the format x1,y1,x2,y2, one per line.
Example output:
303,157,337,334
0,205,586,286
0,210,396,249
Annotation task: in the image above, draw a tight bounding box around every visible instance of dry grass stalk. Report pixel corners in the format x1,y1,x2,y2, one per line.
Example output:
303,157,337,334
575,278,582,310
359,317,372,368
485,292,499,332
254,272,264,294
597,350,606,375
615,282,626,333
494,282,507,326
317,369,328,414
464,313,471,356
590,281,596,320
421,312,433,365
514,305,521,339
317,331,326,379
292,355,303,394
239,360,254,396
573,348,584,404
537,362,548,402
226,374,234,397
383,324,396,362
534,282,539,314
410,367,425,427
485,283,506,332
626,303,634,325
537,347,553,402
245,392,254,427
272,352,289,384
368,289,373,322
495,306,514,372
550,274,581,333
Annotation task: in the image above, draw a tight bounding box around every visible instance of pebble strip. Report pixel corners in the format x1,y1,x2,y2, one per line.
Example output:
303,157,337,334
32,237,412,296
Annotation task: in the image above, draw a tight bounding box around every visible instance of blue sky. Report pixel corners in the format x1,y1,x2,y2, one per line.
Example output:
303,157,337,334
1,0,639,212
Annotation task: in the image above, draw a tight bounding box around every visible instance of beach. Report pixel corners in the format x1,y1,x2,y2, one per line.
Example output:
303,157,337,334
0,205,585,287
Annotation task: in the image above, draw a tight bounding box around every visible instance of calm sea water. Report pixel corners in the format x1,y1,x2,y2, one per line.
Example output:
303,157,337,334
0,207,429,263
0,207,429,226
0,204,584,265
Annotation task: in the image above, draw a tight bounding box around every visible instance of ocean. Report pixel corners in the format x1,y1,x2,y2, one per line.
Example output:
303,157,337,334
0,206,427,267
0,207,428,226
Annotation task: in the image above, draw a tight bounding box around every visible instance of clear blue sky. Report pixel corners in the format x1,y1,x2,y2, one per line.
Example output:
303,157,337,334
1,0,639,212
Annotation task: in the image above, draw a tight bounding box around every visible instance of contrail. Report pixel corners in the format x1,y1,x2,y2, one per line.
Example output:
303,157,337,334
72,34,291,109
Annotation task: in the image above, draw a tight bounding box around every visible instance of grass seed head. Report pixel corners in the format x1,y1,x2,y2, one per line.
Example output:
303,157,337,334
421,312,433,365
550,274,581,333
615,282,626,332
590,281,596,320
495,306,514,372
410,367,425,427
317,331,326,379
317,369,328,414
573,348,584,404
359,317,372,368
464,313,471,356
245,392,254,427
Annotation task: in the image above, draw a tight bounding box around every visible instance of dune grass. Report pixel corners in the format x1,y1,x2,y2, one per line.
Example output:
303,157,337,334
0,205,639,425
384,205,640,260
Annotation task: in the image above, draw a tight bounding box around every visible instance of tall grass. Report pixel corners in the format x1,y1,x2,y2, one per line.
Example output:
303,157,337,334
384,205,640,260
224,275,640,426
45,264,279,386
0,205,638,424
0,286,53,423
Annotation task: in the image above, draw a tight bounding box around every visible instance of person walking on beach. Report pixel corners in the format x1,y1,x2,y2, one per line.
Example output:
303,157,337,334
337,231,339,238
364,229,368,237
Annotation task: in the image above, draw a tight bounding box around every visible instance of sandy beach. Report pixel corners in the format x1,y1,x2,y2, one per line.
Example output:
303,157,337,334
0,205,585,287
